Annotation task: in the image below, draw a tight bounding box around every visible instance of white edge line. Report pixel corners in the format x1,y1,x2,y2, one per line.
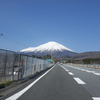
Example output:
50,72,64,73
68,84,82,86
74,77,86,84
92,97,100,100
5,65,55,100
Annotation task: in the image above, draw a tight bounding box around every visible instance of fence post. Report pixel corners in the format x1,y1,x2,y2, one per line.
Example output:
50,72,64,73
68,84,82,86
3,50,7,77
18,54,21,80
31,57,34,75
26,56,28,77
11,53,15,81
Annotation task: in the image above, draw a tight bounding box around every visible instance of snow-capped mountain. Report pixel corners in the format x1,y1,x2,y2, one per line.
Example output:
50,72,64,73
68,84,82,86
19,41,77,57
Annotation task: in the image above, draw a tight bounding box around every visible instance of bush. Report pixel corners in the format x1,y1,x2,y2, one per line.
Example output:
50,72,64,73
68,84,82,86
4,80,13,87
0,83,5,89
0,80,13,89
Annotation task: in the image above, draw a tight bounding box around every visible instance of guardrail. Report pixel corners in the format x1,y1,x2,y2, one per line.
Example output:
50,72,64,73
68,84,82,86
66,63,100,69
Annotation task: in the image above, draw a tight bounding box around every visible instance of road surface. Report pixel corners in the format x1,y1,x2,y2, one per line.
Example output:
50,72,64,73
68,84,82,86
2,64,97,100
2,64,100,100
63,64,100,100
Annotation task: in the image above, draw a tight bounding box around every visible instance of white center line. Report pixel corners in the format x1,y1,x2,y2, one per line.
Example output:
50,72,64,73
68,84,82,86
74,77,86,84
5,66,55,100
92,97,100,100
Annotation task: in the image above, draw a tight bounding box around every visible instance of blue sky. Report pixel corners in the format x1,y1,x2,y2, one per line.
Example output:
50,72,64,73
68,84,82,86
0,0,100,53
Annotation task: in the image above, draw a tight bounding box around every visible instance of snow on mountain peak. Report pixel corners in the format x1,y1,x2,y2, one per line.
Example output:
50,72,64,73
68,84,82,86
35,41,74,52
20,41,74,53
20,47,36,52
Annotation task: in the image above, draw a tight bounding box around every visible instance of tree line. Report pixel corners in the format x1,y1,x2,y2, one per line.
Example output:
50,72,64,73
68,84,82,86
32,54,51,60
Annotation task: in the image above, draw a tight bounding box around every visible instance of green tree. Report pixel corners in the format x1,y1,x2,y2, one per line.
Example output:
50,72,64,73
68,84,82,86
43,54,51,59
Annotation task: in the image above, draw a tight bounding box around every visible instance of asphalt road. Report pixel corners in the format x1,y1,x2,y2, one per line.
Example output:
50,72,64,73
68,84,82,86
63,64,100,99
4,64,94,100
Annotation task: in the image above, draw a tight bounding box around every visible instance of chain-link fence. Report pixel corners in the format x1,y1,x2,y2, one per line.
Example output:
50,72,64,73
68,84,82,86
0,49,54,82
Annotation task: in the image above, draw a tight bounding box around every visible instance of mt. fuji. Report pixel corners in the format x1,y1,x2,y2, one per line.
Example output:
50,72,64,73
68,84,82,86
19,41,77,58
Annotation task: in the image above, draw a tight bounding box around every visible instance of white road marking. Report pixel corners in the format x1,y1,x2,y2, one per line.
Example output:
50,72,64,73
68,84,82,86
60,65,69,72
80,69,85,71
68,72,74,75
74,77,86,84
85,70,92,73
66,65,100,76
90,71,95,73
5,66,55,100
63,68,66,70
93,73,100,75
60,65,67,71
66,70,69,72
92,97,100,100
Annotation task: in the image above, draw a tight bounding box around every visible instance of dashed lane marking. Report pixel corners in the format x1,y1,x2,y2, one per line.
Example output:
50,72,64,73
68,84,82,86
74,77,86,84
92,97,100,100
60,65,67,71
68,72,74,75
66,69,69,72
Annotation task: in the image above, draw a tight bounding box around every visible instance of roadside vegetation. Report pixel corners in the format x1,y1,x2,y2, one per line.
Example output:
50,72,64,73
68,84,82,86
0,80,13,89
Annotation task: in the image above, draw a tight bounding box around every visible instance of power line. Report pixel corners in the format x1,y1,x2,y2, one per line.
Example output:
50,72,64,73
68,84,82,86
0,33,29,48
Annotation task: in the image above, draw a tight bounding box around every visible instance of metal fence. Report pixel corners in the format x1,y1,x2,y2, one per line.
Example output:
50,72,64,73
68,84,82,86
0,49,53,82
